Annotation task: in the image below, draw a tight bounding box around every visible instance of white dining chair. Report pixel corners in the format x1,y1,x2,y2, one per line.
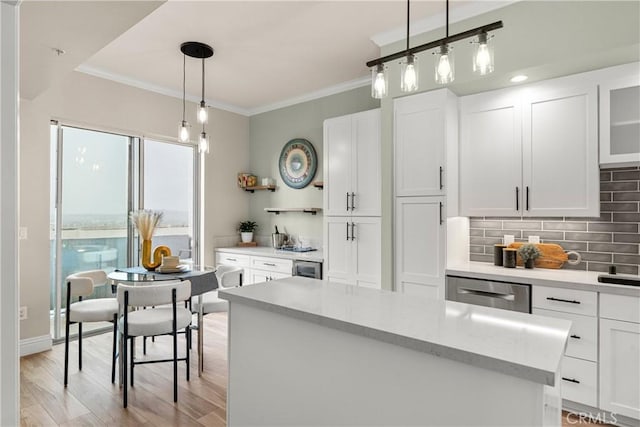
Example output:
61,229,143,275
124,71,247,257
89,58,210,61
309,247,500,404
192,265,243,315
117,280,192,408
64,270,119,387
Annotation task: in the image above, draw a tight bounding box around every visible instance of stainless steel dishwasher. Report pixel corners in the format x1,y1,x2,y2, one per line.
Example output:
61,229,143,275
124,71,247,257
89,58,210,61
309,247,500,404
445,275,531,313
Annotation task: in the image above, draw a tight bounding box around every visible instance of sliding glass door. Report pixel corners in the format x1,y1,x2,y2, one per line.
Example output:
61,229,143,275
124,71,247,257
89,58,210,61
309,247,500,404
50,123,134,339
50,125,199,341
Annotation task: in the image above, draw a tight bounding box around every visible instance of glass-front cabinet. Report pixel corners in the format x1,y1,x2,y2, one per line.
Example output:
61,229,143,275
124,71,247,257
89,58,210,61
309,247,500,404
600,74,640,167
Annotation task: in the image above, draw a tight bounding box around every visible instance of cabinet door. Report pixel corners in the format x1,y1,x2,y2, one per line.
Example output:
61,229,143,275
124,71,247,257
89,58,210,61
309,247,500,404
323,216,352,283
395,197,445,298
394,90,446,197
599,318,640,420
600,74,640,167
352,109,381,216
460,89,522,216
522,84,599,217
351,216,381,289
324,116,353,216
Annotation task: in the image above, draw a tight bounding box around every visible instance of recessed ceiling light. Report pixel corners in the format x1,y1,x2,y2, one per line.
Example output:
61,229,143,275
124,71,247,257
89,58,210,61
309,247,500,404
510,75,528,83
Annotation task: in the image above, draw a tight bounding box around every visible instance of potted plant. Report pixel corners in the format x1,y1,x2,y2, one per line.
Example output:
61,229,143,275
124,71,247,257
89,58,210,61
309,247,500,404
239,221,258,243
517,243,541,269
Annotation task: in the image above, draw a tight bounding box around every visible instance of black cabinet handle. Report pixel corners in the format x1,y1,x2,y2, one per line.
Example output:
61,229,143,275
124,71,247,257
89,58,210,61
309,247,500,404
562,377,580,384
346,222,350,241
516,187,520,211
546,297,581,305
570,334,581,340
526,186,530,211
439,202,443,225
263,263,276,267
351,192,356,210
351,222,356,241
226,258,237,262
439,166,444,190
346,193,350,211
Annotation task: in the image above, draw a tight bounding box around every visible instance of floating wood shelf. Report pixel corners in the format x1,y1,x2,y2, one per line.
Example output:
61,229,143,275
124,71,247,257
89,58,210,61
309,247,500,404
312,181,324,189
264,208,322,215
244,185,276,193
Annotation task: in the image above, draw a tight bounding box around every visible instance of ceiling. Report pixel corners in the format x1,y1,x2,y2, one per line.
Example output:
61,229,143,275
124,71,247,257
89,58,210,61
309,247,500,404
20,1,640,116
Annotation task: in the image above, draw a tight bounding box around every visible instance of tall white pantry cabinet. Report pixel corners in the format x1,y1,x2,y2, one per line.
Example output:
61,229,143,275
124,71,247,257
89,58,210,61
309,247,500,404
394,89,459,300
323,109,382,288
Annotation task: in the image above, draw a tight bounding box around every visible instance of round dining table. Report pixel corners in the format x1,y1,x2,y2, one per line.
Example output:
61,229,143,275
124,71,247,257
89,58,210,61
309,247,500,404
108,266,218,378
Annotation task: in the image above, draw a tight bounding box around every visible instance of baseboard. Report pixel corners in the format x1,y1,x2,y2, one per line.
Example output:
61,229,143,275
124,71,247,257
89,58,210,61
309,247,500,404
20,334,52,356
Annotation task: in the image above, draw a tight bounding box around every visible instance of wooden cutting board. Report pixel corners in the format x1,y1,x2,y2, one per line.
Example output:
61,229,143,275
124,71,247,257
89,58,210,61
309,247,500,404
507,242,568,269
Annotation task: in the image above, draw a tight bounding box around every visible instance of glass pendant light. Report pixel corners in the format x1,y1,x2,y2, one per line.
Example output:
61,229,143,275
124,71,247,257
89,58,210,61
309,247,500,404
371,64,388,99
473,32,494,75
434,44,454,84
178,54,190,142
400,54,419,92
197,58,208,123
199,128,209,154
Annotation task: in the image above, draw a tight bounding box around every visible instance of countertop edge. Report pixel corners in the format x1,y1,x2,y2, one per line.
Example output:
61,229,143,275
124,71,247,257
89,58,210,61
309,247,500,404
219,288,558,386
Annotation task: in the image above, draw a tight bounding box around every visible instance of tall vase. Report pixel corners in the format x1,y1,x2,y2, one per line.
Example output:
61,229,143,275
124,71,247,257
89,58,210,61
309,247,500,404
141,239,172,271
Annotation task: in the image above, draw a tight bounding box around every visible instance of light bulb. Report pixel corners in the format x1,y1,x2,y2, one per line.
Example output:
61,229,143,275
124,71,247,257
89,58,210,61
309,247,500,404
400,55,418,93
434,45,454,84
371,64,387,99
179,120,190,142
198,101,208,124
473,33,494,76
199,132,209,154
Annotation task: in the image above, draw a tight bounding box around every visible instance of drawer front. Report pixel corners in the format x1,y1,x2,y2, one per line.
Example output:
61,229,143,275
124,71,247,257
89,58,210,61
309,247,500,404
600,293,640,324
216,252,251,268
250,270,291,284
533,308,597,362
533,287,597,316
251,256,293,274
561,356,597,407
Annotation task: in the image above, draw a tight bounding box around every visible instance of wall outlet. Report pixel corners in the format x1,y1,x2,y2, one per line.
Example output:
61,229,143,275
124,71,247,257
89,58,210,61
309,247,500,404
18,227,27,240
528,235,541,244
19,306,28,320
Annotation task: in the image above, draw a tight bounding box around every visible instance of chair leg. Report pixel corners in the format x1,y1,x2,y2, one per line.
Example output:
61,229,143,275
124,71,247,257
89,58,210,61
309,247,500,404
64,312,71,387
173,329,178,402
111,314,117,384
78,322,83,371
185,326,190,381
122,332,128,408
130,337,135,387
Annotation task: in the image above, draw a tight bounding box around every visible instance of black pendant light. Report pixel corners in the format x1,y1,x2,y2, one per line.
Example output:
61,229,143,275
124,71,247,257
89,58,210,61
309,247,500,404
179,41,214,153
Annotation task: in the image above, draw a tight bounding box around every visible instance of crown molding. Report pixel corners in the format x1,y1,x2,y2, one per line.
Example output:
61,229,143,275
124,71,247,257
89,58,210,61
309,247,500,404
76,64,252,116
246,76,370,116
371,0,520,47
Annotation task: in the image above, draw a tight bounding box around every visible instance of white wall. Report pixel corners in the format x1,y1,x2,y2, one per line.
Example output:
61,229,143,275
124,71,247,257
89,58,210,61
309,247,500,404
19,70,249,343
1,1,20,423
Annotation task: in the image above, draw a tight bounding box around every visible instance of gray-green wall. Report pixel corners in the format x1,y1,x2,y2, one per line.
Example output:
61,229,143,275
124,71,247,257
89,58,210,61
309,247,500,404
248,86,379,246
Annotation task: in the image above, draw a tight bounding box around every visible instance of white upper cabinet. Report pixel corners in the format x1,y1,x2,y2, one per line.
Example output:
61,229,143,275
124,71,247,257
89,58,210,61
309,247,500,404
460,78,599,217
460,89,522,217
324,109,381,217
600,73,640,167
522,84,599,217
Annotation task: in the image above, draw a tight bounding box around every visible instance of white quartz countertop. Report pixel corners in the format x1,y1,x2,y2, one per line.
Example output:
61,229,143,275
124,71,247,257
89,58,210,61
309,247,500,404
219,276,571,386
216,246,323,263
447,262,640,297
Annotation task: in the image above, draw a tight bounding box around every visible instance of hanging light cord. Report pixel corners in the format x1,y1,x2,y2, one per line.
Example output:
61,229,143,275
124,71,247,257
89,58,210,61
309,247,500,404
201,57,205,103
182,54,186,121
406,0,410,52
446,0,449,38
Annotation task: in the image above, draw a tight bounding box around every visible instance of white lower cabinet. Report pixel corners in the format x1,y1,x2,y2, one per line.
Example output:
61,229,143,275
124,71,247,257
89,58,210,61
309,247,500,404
324,216,381,288
532,287,598,408
395,196,445,299
599,294,640,420
215,251,292,286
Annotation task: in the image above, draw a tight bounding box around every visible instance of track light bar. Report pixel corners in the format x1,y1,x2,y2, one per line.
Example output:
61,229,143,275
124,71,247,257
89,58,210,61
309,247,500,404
366,20,503,69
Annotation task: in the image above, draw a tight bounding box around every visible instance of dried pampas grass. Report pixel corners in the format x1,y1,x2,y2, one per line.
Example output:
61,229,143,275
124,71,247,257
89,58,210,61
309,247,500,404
129,210,163,240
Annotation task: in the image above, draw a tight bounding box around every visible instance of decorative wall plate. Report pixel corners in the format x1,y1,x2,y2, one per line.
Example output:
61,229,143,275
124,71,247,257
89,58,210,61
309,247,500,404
279,138,317,189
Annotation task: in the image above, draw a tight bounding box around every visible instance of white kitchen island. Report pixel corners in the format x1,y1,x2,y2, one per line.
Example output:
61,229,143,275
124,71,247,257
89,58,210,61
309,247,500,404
218,277,571,426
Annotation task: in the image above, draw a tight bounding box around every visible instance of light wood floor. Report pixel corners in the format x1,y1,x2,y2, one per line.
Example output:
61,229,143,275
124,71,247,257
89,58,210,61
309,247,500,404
21,312,611,426
20,313,228,426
